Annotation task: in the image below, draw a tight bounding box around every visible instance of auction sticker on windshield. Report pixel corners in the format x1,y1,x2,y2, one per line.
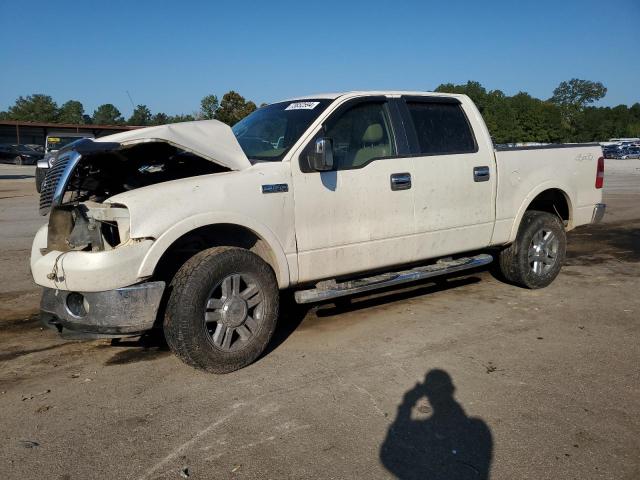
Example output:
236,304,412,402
285,102,320,110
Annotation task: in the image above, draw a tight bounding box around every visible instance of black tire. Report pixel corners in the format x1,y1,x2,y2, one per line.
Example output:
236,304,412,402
35,167,46,193
498,210,566,289
164,246,279,373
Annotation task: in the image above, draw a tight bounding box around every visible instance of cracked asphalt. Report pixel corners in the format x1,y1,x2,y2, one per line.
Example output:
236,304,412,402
0,161,638,479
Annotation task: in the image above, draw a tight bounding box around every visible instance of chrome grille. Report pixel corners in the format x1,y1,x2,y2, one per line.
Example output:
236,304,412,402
39,152,81,215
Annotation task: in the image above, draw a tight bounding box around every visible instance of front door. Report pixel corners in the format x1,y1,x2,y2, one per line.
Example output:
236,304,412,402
291,98,416,283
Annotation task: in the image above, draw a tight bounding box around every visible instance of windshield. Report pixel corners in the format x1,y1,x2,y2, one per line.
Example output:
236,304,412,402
232,99,331,161
46,136,89,152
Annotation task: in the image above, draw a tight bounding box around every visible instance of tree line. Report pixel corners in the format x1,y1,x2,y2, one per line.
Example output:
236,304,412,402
434,79,639,143
1,79,638,142
0,90,258,128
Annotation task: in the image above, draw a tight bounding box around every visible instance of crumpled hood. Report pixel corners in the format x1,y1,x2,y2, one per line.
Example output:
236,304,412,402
95,120,251,171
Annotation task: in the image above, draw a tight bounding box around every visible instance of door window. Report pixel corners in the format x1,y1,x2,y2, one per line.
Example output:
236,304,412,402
406,101,477,155
325,102,396,169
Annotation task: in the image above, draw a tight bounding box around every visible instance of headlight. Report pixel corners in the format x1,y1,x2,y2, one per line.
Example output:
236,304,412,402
87,204,131,248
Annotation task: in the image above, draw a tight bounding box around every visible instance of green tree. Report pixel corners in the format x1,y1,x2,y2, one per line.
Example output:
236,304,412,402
168,113,196,123
6,94,58,122
214,91,256,125
200,94,219,120
151,112,170,125
435,81,489,111
128,104,152,125
549,78,607,135
93,104,124,125
58,100,85,124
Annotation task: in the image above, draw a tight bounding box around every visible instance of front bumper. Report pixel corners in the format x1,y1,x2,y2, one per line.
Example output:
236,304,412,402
40,281,165,338
591,203,606,224
31,224,154,292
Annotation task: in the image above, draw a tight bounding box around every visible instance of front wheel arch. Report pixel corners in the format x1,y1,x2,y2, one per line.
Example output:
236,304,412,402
149,223,285,289
137,216,292,288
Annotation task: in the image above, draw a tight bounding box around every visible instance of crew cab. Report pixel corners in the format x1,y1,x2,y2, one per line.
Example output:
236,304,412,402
30,91,605,373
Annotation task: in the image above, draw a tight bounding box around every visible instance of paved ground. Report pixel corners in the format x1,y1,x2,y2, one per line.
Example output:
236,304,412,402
0,161,639,480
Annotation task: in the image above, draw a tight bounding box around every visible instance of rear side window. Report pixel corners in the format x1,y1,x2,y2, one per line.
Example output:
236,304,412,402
406,101,476,155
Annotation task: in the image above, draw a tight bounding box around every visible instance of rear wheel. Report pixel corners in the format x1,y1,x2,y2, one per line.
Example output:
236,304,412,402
498,211,566,289
164,247,279,373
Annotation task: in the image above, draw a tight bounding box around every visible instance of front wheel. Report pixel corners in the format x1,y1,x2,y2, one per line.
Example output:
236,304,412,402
164,247,279,373
498,211,566,289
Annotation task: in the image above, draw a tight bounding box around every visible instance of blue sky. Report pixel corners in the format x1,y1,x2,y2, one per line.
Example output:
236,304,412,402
1,0,638,118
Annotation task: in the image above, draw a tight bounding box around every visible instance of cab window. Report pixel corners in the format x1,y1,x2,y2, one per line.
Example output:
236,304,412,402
325,102,396,170
406,101,477,155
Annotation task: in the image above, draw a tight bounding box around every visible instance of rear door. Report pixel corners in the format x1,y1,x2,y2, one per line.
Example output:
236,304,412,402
401,96,496,260
291,96,416,283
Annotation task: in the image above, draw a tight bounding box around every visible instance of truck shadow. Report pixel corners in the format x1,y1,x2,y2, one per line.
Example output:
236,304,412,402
101,272,486,365
380,369,493,479
264,274,483,357
566,220,640,265
102,331,171,366
0,174,34,179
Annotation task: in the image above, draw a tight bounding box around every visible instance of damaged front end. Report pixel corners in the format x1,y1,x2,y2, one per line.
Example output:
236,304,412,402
39,139,229,254
33,121,252,339
35,139,231,338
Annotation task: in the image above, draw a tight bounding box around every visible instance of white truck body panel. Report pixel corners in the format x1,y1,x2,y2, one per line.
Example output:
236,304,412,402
491,146,603,245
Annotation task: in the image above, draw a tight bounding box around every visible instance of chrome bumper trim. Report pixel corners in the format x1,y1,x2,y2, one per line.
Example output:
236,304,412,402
40,281,165,336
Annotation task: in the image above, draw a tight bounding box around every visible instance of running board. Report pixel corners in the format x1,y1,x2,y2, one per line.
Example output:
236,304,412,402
294,254,493,304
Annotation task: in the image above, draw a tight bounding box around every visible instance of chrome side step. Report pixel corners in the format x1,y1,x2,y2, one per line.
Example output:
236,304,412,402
294,253,493,304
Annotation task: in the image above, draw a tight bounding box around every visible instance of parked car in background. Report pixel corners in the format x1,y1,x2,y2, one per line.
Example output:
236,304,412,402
621,147,640,159
603,146,618,159
0,144,45,165
25,144,44,153
35,132,94,192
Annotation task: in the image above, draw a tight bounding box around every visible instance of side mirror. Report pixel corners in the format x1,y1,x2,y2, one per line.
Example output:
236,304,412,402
311,137,334,171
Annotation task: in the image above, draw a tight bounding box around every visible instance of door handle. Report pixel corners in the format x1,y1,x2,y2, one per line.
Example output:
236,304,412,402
390,172,411,190
473,166,490,182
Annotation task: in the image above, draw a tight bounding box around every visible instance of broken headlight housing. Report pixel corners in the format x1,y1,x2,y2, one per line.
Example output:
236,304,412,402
46,202,130,252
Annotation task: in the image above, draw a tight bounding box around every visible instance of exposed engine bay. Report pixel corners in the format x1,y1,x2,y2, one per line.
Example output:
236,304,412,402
60,141,229,204
43,140,230,253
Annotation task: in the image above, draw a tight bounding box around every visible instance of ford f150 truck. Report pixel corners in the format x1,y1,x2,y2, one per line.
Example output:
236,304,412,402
31,91,605,373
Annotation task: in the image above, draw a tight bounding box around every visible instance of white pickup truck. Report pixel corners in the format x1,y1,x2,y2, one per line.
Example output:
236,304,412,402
31,91,605,373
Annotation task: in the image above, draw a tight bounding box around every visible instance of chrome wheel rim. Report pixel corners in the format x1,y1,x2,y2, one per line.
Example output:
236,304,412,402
204,273,263,351
528,228,559,275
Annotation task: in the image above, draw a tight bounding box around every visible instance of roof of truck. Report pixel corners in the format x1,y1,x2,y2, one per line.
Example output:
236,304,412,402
279,90,466,103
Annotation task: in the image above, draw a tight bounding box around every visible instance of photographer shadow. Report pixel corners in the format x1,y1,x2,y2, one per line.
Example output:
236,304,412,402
380,369,493,480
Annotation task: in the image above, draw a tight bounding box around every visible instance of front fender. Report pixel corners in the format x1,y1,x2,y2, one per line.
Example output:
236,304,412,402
137,212,292,288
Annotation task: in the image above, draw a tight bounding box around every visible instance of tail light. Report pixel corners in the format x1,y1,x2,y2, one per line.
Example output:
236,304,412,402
595,156,604,189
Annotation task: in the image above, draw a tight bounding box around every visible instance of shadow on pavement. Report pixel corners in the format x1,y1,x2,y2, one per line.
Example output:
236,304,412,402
103,330,171,366
566,220,640,264
263,275,483,357
380,369,493,480
0,174,34,179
